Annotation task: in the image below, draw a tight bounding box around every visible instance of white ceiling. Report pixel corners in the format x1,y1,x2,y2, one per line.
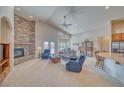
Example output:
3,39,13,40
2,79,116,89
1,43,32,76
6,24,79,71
14,6,124,35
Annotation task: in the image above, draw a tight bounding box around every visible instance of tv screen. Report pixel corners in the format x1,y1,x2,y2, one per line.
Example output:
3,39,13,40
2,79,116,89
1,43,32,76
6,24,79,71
0,45,3,62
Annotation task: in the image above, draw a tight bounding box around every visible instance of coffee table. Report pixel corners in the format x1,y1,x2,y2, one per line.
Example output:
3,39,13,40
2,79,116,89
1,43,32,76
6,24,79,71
49,56,61,63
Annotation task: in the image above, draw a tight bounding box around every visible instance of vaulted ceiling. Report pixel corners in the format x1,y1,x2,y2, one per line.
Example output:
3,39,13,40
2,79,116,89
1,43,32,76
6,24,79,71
14,6,124,35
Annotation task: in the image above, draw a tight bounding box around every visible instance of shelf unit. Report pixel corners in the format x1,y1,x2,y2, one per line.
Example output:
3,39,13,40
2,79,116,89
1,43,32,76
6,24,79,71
82,41,93,57
0,44,10,83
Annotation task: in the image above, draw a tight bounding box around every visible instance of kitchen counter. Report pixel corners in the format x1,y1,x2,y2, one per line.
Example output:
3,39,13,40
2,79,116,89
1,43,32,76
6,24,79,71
96,52,124,83
96,52,124,64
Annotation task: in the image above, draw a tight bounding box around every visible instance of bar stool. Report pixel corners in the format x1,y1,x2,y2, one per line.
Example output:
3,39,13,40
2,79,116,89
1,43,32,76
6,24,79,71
95,51,104,70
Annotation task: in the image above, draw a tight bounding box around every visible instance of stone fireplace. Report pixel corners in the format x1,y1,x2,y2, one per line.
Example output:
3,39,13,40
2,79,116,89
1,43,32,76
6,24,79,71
14,15,35,65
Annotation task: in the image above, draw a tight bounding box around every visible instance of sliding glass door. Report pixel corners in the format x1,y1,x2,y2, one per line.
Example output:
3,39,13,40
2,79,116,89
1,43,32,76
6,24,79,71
50,42,55,55
59,39,70,51
43,41,55,55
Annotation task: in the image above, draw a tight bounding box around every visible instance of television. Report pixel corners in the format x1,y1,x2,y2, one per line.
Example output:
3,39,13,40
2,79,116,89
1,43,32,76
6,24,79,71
0,45,3,62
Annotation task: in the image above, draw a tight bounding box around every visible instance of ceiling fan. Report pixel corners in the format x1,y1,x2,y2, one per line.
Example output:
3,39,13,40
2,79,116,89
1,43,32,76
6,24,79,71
59,16,72,28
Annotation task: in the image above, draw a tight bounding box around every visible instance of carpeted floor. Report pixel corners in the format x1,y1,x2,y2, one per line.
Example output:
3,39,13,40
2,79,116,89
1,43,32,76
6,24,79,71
1,57,124,87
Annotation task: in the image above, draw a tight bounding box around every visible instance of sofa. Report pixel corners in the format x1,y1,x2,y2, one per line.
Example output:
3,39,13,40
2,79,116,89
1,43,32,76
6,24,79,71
66,55,86,73
41,49,51,59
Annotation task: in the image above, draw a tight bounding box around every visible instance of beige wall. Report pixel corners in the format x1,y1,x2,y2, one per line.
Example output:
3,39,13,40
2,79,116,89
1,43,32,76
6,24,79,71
35,21,70,58
71,22,111,52
0,7,14,69
1,17,11,43
97,36,111,52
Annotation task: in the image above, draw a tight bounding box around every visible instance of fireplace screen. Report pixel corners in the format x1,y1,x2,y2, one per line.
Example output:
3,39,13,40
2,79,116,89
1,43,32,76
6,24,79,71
14,48,24,58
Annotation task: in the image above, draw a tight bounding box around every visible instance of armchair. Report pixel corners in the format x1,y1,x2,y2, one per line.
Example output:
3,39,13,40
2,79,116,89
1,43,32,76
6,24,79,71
66,55,86,73
41,49,51,59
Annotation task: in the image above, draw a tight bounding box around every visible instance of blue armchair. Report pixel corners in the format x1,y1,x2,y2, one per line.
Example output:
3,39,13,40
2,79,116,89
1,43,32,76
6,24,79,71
66,55,86,73
41,49,51,59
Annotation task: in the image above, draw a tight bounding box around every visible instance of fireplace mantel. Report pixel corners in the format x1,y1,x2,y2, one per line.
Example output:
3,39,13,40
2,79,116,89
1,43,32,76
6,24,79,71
15,42,32,45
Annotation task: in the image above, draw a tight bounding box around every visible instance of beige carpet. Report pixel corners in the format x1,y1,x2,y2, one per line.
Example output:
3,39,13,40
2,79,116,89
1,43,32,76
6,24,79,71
1,57,124,87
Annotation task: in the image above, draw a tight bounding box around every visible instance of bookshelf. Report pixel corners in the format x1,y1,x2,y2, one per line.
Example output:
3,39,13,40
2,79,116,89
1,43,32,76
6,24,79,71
0,44,10,83
82,41,93,57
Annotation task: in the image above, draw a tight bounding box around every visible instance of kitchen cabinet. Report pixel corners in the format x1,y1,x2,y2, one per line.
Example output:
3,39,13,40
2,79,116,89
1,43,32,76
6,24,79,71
121,33,124,41
112,34,122,41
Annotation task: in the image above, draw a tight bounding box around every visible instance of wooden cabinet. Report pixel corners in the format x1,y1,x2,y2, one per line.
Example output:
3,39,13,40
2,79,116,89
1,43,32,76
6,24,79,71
112,33,124,41
112,20,124,41
121,33,124,41
4,67,10,77
112,20,124,34
112,34,122,41
0,72,4,83
0,44,10,84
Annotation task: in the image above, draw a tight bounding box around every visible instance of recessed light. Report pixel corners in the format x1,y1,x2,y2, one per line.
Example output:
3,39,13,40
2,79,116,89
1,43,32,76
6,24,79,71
75,24,78,26
15,8,21,11
105,6,109,10
29,16,33,19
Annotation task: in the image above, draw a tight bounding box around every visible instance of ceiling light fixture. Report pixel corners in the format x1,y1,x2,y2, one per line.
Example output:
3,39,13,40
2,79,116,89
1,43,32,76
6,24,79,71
29,16,33,19
105,6,109,10
75,24,78,26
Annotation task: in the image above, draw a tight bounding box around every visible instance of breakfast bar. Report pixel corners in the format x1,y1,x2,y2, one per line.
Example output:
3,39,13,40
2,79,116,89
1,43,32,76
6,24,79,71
96,52,124,64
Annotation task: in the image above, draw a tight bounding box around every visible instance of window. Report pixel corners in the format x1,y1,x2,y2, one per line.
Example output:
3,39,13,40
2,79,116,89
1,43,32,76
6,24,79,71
50,42,55,54
44,42,49,49
59,39,70,51
43,41,55,55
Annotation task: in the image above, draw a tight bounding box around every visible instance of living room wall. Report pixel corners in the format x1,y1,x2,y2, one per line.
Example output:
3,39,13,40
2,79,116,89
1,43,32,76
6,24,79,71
71,22,111,52
35,21,70,58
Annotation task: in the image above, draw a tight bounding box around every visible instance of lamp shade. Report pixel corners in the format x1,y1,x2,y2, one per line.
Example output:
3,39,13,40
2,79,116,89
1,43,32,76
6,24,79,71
37,47,42,51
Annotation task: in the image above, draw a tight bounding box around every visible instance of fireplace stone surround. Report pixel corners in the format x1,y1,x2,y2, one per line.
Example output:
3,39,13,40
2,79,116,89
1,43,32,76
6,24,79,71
14,15,35,65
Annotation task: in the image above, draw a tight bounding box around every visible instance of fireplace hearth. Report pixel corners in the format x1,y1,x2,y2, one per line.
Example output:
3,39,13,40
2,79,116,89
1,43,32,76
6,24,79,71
14,48,24,58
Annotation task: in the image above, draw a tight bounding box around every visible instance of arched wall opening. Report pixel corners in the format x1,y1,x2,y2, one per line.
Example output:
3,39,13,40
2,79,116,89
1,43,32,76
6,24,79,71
1,16,12,44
